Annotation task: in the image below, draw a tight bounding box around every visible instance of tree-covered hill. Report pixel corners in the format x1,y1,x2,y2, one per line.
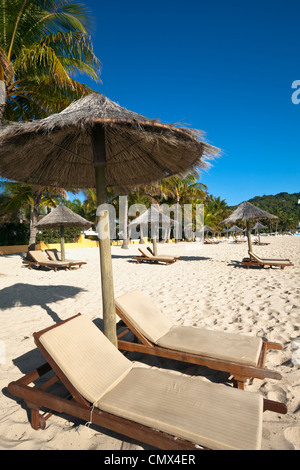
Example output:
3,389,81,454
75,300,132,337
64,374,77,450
231,192,300,231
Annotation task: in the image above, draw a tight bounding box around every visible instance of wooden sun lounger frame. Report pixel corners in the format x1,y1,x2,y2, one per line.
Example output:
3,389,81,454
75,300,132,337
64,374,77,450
132,248,181,265
116,306,283,390
7,314,287,450
22,256,69,272
45,249,87,269
22,251,85,271
241,251,294,270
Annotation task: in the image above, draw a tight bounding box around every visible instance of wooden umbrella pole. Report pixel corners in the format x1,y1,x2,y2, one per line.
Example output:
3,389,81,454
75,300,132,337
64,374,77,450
60,224,65,261
92,124,117,347
152,237,158,256
246,219,253,253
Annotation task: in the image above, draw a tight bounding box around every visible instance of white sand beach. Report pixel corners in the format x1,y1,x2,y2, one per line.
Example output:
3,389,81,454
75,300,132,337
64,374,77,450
0,235,299,450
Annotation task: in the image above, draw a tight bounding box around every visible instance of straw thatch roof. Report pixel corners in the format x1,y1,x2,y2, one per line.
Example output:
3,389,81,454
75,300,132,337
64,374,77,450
0,93,220,191
228,225,243,232
222,201,278,224
35,205,92,229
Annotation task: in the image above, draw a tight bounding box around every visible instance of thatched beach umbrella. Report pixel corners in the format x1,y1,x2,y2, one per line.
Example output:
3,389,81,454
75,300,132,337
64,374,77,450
252,222,267,231
203,225,215,232
128,204,177,253
0,93,219,345
228,225,244,234
202,225,215,239
35,205,93,260
222,201,277,253
252,221,267,245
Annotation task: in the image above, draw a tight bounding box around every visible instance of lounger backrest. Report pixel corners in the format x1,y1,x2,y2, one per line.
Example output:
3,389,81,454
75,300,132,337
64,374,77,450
46,249,60,261
38,315,132,404
138,247,153,258
115,290,172,343
28,250,50,263
249,251,262,262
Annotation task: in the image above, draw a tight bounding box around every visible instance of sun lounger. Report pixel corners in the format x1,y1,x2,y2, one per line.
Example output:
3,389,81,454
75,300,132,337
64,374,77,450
46,249,87,268
132,247,181,265
22,250,72,271
115,290,283,389
253,239,270,246
241,251,293,269
7,314,287,450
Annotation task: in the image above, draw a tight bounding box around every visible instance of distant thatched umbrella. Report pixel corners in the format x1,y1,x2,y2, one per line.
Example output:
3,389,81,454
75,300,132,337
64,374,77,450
252,222,267,231
228,225,244,232
222,201,277,252
128,204,178,253
202,225,216,240
203,225,215,232
35,205,92,260
0,93,219,345
252,221,267,245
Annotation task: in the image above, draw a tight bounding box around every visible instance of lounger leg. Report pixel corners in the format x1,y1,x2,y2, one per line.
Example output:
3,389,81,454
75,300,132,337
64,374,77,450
27,403,46,430
233,376,247,390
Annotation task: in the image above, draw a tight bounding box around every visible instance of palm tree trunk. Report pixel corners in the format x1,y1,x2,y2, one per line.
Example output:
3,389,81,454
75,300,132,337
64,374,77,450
0,80,6,126
28,188,42,252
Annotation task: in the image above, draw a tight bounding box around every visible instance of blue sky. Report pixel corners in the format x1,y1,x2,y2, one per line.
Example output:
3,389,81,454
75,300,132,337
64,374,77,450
75,0,300,206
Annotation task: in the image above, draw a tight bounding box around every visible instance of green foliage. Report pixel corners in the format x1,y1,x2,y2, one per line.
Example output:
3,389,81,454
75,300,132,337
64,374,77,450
36,227,82,244
0,223,30,245
0,0,101,121
203,195,231,230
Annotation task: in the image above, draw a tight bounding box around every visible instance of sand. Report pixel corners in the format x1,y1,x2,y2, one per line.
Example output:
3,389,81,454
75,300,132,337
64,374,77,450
0,235,299,450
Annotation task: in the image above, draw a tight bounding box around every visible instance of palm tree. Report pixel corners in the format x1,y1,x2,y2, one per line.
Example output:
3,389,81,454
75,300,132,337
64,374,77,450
0,181,67,249
64,198,86,217
0,1,101,248
0,0,101,122
157,172,207,206
204,195,231,232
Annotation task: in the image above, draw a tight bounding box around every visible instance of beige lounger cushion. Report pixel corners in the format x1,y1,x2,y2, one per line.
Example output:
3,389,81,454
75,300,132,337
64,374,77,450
116,290,263,365
98,367,263,450
157,326,263,366
115,290,172,343
39,315,133,403
249,251,291,265
29,251,70,267
46,249,86,264
139,247,176,260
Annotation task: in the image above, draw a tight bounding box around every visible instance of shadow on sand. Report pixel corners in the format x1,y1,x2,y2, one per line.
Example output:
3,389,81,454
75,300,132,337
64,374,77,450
0,283,87,323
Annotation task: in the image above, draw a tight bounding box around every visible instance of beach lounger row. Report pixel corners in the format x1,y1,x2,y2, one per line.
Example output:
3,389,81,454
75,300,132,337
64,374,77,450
9,246,293,449
8,313,287,450
22,250,87,271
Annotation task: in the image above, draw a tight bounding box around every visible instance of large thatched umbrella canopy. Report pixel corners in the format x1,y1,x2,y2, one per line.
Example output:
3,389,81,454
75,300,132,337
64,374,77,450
0,93,218,189
0,93,219,345
222,201,277,252
35,205,93,261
